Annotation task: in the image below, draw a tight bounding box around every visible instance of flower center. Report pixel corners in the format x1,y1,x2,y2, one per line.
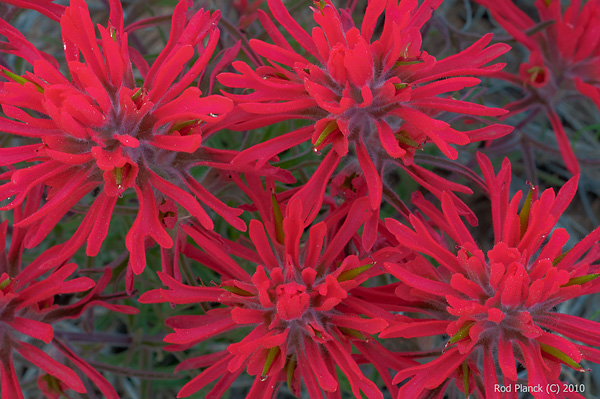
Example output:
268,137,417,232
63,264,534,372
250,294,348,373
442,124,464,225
275,282,310,321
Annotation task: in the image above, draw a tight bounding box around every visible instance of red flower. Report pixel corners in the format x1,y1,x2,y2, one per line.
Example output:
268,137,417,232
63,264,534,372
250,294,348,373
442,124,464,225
0,200,138,399
382,153,600,398
140,194,413,398
519,51,549,88
219,0,512,225
0,0,265,288
477,0,600,174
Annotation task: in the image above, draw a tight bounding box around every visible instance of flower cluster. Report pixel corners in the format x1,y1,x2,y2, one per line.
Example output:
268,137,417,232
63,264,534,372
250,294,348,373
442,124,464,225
476,0,600,174
1,0,599,398
0,0,270,290
220,0,512,227
382,153,600,397
140,195,414,398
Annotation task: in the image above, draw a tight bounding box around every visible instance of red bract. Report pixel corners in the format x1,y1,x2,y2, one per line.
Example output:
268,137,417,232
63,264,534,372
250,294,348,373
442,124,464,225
0,203,138,399
219,0,512,225
0,0,65,21
0,0,264,287
140,195,413,399
477,0,600,174
382,153,600,398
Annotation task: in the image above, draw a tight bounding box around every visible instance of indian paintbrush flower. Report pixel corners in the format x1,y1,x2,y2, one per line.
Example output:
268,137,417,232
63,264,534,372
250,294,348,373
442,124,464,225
140,193,414,398
382,153,600,398
0,0,265,290
219,0,513,234
476,0,600,174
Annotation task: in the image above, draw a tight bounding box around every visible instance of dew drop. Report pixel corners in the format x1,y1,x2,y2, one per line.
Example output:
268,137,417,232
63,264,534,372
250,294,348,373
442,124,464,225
260,375,268,382
442,341,451,353
208,113,218,118
579,367,592,373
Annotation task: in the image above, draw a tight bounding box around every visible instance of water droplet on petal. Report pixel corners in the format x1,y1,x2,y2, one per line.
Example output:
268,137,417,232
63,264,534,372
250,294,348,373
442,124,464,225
442,341,451,353
260,375,268,382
